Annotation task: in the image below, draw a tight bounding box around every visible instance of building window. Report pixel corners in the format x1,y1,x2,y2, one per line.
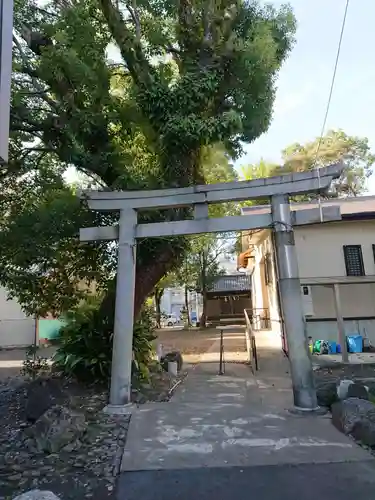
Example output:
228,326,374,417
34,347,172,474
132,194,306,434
343,245,365,276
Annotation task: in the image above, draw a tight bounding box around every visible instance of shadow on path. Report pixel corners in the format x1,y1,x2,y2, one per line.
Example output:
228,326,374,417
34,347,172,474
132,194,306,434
117,330,375,499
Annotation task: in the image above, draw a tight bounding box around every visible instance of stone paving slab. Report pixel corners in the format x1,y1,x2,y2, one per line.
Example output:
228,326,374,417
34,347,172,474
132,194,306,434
122,379,370,470
122,334,372,472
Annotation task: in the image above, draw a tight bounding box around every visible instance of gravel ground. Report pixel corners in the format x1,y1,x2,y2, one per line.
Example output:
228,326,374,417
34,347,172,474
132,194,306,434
0,378,127,500
0,367,186,500
0,334,206,499
314,362,375,386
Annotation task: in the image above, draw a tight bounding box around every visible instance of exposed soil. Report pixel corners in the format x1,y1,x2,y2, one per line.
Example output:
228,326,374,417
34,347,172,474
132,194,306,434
154,328,219,358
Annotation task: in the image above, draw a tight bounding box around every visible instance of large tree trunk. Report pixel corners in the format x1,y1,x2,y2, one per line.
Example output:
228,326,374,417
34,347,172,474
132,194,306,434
199,253,207,328
98,244,183,328
154,289,163,328
184,285,191,327
200,290,207,329
134,246,179,315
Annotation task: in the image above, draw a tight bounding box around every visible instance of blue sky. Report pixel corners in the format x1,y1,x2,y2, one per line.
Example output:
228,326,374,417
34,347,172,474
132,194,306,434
238,0,375,193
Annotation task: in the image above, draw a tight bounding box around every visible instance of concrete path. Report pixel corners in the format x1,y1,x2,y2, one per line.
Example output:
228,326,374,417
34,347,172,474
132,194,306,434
117,330,375,499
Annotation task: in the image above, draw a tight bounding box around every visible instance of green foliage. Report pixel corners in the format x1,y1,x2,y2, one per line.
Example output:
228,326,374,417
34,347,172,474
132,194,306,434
53,297,156,383
279,130,375,197
132,303,157,382
21,345,49,380
241,130,375,200
240,159,278,182
3,0,296,318
174,234,231,326
240,159,278,206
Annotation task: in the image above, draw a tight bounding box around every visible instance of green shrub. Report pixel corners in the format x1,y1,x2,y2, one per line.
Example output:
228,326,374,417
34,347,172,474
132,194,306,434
21,345,49,380
53,296,156,384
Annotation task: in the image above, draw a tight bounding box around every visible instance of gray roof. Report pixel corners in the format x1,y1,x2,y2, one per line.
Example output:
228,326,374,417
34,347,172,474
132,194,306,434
208,274,251,293
241,195,375,219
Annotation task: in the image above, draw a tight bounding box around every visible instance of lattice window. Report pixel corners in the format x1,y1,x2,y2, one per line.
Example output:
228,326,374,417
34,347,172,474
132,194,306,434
343,245,365,276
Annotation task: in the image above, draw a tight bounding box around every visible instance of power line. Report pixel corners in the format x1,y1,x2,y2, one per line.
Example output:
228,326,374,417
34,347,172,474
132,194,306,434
314,0,350,221
314,0,350,165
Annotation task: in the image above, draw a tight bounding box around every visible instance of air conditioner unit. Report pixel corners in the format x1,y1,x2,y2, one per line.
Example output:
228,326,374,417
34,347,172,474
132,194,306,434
301,285,314,317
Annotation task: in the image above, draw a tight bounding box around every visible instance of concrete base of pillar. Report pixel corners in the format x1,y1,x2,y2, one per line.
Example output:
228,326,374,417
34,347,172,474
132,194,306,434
288,406,327,416
103,403,133,415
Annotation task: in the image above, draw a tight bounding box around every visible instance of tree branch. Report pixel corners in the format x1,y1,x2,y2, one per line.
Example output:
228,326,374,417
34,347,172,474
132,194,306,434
98,0,150,85
202,0,211,43
13,36,60,112
126,1,141,42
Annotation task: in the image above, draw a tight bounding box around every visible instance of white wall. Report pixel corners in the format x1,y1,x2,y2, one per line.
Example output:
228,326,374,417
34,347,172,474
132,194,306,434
0,287,35,347
306,318,375,347
294,220,375,278
249,232,282,335
248,220,375,347
294,220,375,343
309,283,375,319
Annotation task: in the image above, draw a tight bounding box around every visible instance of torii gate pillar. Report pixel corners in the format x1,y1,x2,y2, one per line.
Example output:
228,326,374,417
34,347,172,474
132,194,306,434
109,210,137,410
272,195,317,410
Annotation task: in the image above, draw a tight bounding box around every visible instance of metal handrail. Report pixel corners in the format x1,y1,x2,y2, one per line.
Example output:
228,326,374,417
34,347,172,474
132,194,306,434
251,308,271,330
244,309,258,372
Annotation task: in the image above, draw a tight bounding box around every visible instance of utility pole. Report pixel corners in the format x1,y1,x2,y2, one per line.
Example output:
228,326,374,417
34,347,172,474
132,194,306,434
271,194,318,410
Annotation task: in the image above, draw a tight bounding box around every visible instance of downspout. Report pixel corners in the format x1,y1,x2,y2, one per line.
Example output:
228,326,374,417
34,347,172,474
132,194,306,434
271,231,288,355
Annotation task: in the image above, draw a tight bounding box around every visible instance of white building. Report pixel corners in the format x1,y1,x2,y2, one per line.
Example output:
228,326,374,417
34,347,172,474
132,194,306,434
240,196,375,350
0,286,36,347
160,287,202,321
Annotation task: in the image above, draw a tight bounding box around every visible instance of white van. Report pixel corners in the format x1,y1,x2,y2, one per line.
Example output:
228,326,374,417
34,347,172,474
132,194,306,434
161,314,179,327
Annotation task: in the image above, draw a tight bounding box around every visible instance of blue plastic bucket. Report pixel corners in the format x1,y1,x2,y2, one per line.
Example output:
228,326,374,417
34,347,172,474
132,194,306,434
328,341,337,354
347,335,363,353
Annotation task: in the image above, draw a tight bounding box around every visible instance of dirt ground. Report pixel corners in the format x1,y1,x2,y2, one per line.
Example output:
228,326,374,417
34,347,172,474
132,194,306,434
0,329,218,382
154,328,220,363
0,328,236,381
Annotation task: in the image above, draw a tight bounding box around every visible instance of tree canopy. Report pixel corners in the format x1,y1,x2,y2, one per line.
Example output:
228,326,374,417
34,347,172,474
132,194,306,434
241,129,375,198
2,0,296,317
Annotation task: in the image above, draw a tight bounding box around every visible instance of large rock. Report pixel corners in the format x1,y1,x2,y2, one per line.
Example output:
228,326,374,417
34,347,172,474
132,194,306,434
331,397,375,435
337,379,354,400
25,380,53,423
357,378,375,398
347,383,369,400
25,405,87,453
13,491,60,500
25,378,64,423
351,416,375,446
316,381,338,408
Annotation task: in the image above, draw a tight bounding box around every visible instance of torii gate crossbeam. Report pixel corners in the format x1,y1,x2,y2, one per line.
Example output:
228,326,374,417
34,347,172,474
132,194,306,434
81,163,344,413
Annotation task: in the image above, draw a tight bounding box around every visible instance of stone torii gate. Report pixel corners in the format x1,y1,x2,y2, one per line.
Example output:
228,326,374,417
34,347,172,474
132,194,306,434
81,163,344,413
